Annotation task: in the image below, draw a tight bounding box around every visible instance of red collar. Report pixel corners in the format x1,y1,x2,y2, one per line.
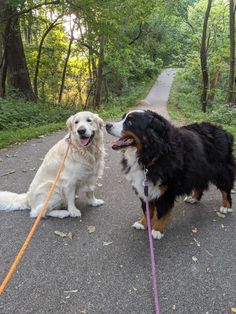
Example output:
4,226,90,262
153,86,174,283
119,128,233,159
145,161,156,168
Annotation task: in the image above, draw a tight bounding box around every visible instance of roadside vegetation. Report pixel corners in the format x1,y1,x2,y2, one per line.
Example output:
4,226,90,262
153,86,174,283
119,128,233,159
168,70,236,149
0,0,235,148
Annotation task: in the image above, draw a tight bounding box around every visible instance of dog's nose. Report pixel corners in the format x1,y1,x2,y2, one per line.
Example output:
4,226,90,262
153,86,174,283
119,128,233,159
77,127,86,135
105,123,113,131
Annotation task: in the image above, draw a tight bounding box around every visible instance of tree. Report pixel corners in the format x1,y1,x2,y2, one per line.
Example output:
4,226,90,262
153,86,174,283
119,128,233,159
58,19,75,104
227,0,235,106
200,0,212,112
0,3,35,100
33,15,62,98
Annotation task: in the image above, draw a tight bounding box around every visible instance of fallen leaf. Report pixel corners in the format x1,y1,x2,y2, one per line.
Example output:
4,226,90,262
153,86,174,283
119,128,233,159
192,227,198,233
64,290,78,293
172,304,176,310
67,232,74,240
221,224,225,229
216,212,225,218
205,250,213,257
103,241,113,246
231,308,236,313
80,311,87,314
192,256,198,262
97,183,103,187
1,170,15,177
54,230,67,238
193,238,200,247
88,225,96,233
54,230,74,239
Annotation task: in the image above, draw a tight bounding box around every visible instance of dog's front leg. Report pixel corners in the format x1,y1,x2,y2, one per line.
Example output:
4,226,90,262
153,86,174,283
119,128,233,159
86,191,104,207
63,184,81,217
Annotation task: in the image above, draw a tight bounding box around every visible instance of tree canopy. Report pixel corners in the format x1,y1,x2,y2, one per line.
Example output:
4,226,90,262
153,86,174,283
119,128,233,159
0,0,235,109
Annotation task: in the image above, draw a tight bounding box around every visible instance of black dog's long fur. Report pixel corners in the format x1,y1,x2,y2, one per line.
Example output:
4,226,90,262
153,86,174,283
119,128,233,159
121,111,235,219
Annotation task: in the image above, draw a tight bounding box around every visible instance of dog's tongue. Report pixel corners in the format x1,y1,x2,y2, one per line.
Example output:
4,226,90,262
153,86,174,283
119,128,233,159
110,137,133,149
80,137,90,146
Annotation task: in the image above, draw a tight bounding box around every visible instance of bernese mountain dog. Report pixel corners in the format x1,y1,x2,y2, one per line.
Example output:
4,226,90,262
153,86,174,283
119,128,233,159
106,110,235,240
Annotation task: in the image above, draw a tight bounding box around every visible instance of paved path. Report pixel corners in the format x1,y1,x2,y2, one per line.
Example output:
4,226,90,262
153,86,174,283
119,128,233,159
0,69,235,314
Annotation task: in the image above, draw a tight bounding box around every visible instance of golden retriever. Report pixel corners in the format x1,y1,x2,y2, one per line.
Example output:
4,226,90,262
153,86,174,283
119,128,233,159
0,111,105,218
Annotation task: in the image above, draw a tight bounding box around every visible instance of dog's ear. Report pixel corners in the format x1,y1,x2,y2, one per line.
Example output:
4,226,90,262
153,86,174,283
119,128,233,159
94,114,104,129
66,115,74,132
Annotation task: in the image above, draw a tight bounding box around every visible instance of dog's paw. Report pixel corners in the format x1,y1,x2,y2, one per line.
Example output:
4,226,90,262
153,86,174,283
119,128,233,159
184,196,198,204
132,221,146,230
90,198,104,207
69,208,81,217
219,206,233,214
152,230,164,240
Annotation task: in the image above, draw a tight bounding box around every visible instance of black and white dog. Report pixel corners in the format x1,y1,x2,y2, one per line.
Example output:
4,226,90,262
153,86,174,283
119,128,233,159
106,110,235,239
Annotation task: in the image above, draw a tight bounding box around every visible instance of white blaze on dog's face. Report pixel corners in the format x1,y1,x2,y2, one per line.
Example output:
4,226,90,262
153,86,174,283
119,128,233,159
67,111,103,147
106,110,144,137
106,110,145,150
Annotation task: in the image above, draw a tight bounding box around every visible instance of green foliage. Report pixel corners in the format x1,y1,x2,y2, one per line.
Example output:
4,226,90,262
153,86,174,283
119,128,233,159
168,71,236,127
0,78,153,148
0,123,65,149
0,98,77,131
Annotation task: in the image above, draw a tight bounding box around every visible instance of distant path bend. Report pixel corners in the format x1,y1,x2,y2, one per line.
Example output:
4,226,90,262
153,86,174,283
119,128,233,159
139,68,177,120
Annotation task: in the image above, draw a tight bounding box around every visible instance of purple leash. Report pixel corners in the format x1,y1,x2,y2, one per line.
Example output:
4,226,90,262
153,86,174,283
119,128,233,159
143,168,161,314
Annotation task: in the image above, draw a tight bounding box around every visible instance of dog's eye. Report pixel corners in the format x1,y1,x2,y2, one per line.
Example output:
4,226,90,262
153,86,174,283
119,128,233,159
87,118,92,123
75,120,79,124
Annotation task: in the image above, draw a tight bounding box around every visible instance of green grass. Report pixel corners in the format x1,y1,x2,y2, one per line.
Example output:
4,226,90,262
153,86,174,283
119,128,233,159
0,78,155,148
0,123,66,149
168,70,236,151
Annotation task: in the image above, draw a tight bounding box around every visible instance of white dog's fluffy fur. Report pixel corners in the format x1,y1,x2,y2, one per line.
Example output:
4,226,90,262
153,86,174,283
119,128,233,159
0,111,105,218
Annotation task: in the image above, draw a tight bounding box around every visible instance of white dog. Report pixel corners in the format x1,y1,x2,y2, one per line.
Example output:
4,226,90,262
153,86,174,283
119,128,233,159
0,111,105,218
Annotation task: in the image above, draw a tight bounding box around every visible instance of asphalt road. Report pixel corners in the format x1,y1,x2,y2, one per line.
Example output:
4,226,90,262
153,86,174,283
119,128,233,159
0,69,235,314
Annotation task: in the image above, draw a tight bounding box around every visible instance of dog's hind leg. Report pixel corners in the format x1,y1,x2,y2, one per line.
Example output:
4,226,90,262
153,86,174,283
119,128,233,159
86,191,104,207
184,189,203,204
219,190,233,214
214,170,234,214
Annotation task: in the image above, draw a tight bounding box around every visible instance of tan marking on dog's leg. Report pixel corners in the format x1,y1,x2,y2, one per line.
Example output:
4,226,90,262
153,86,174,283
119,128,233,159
152,211,171,234
159,185,168,194
133,202,155,230
192,189,200,200
219,190,233,214
221,190,230,208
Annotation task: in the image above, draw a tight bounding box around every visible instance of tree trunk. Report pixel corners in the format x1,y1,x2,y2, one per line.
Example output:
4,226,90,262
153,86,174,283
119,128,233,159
0,22,7,97
227,0,235,106
34,17,61,98
93,34,105,109
3,6,36,100
0,3,8,97
208,70,221,103
200,0,212,112
58,23,75,104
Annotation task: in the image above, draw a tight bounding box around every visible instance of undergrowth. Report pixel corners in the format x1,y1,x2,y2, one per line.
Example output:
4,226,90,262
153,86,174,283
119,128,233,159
0,78,154,148
168,70,236,149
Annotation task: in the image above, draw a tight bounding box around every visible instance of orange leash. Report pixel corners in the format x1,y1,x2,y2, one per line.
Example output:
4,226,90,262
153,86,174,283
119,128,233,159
0,142,71,295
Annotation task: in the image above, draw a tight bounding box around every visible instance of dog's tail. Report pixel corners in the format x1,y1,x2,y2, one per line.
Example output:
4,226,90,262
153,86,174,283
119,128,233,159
0,191,29,211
